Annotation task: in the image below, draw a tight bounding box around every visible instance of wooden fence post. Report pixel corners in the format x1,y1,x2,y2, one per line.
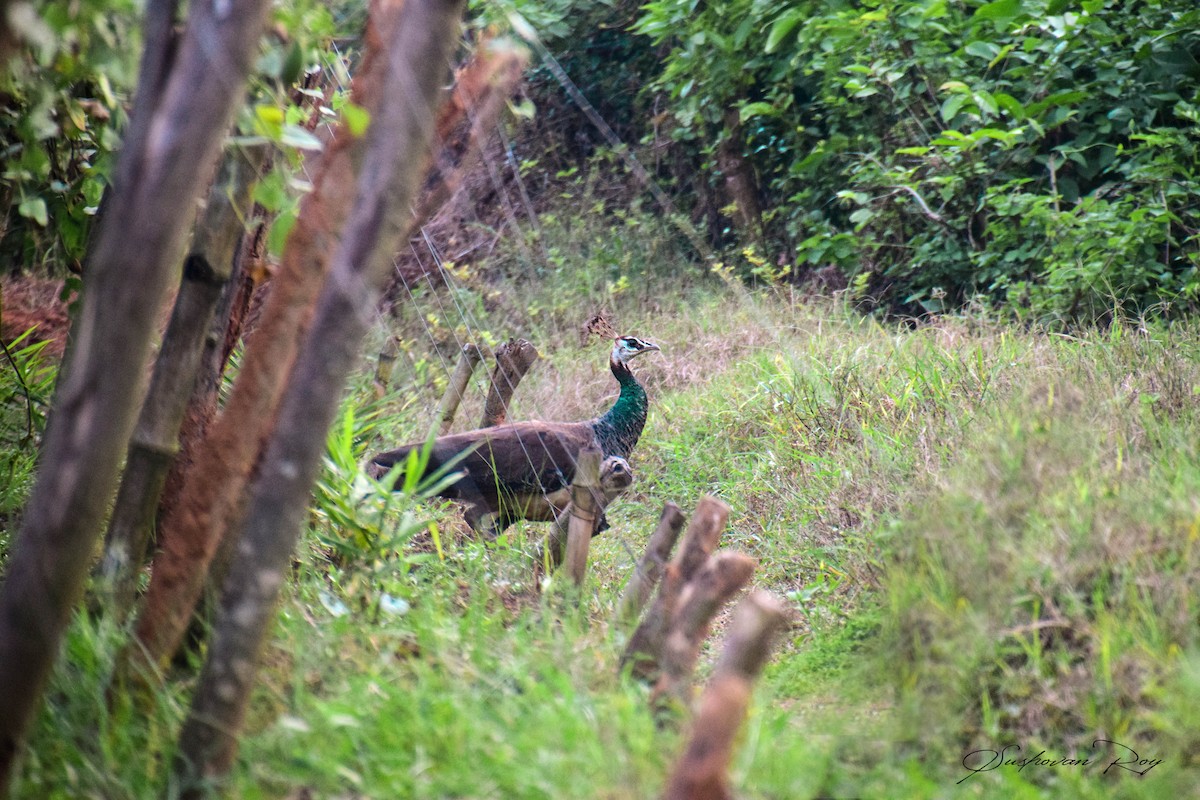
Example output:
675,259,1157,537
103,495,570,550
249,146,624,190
663,591,788,800
537,456,633,579
616,502,685,625
435,342,483,431
481,337,537,427
652,552,757,708
621,496,730,681
374,336,401,394
564,445,602,585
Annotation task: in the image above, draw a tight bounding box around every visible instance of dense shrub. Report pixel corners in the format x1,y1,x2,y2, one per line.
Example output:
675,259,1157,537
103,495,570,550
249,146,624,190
634,0,1200,321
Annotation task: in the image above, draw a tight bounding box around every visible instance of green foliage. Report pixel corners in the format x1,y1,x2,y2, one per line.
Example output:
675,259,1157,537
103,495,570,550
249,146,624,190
311,396,463,621
10,271,1200,796
0,0,140,273
0,330,55,552
635,0,1200,321
0,0,353,275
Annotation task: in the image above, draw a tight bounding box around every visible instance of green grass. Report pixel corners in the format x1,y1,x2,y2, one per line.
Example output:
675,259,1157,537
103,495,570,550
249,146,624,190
7,245,1200,797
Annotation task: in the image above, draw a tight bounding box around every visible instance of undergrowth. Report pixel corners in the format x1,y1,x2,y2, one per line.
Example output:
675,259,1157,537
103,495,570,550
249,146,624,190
7,261,1200,797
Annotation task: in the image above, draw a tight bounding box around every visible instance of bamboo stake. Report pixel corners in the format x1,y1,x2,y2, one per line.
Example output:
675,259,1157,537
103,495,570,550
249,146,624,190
621,496,730,681
373,335,401,394
664,591,788,800
616,502,685,625
436,342,483,432
480,337,537,427
564,446,602,585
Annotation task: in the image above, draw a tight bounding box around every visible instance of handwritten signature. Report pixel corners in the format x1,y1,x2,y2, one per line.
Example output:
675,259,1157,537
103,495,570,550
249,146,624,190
958,739,1163,784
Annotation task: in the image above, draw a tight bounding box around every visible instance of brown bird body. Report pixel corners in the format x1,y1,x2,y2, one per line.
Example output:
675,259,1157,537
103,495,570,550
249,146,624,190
371,335,659,535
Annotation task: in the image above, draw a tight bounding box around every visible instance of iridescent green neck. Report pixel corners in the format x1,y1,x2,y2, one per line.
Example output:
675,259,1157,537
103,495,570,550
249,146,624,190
593,360,648,459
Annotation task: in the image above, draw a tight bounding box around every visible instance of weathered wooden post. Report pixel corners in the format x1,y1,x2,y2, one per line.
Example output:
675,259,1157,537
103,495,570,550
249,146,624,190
537,456,633,579
621,495,730,681
481,337,538,427
664,591,788,800
435,341,483,431
564,445,603,585
616,502,686,625
652,551,757,708
374,336,401,394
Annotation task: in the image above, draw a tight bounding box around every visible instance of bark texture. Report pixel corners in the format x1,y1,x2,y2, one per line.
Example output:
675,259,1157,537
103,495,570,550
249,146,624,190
0,0,272,785
126,8,386,674
172,0,465,791
99,144,264,616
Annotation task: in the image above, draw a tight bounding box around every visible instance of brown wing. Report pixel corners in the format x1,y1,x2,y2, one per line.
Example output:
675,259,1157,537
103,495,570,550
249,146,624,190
372,420,598,499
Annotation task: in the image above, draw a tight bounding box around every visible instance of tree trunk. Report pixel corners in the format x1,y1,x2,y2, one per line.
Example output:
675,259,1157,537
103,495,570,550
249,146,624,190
716,107,764,249
125,9,392,675
98,144,265,617
0,0,272,785
172,0,465,791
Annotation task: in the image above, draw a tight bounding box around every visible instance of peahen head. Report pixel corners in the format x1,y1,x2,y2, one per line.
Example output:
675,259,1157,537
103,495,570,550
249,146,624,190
610,335,660,366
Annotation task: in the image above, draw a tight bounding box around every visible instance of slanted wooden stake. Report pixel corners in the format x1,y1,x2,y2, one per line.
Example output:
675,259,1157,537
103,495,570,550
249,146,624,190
622,496,730,681
616,502,685,625
564,445,603,585
652,551,757,708
436,342,483,432
481,338,537,427
664,591,788,800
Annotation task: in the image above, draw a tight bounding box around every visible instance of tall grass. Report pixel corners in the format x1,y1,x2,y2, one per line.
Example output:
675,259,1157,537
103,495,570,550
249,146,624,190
7,225,1200,796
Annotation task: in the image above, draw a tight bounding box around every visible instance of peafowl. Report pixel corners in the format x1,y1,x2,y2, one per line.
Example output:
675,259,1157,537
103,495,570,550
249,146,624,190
370,335,659,535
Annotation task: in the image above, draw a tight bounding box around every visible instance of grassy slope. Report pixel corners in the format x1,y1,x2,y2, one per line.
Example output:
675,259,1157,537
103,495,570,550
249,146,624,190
9,269,1200,797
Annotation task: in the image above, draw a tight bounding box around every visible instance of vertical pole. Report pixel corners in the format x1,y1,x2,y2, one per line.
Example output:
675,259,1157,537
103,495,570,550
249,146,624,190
564,445,602,585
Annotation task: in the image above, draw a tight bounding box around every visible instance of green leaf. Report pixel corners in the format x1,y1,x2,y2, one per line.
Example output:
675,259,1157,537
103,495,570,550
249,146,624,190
965,40,1000,60
341,103,371,137
18,197,48,226
974,0,1022,25
765,10,804,54
740,102,779,121
941,94,969,122
253,104,285,139
280,124,323,151
267,206,299,256
993,92,1026,119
